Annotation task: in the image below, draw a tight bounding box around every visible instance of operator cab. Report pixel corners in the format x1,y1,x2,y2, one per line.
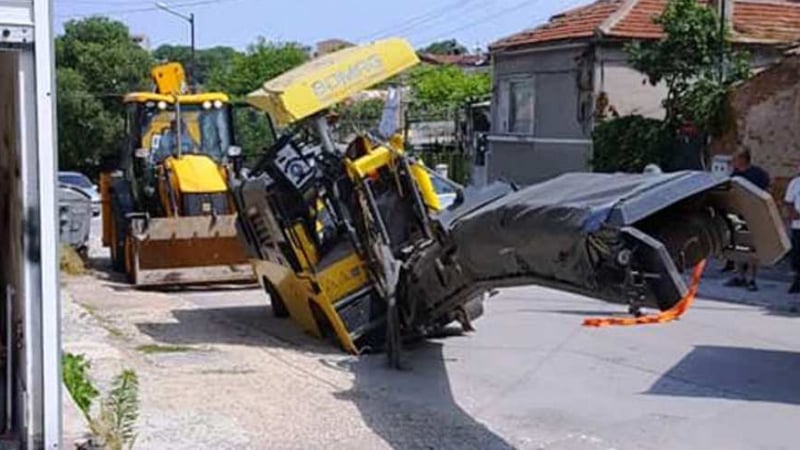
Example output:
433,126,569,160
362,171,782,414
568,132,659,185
124,93,236,166
121,93,240,218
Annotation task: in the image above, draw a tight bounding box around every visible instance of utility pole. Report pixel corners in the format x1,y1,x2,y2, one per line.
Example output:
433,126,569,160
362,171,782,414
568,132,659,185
718,0,727,82
155,2,196,91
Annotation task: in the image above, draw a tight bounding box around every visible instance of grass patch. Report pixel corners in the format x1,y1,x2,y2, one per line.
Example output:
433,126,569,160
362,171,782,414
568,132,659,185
60,244,86,276
135,344,195,354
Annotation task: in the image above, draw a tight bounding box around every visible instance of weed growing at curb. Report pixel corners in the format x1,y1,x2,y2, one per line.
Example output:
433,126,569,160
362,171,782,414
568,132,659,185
136,344,195,354
63,353,99,418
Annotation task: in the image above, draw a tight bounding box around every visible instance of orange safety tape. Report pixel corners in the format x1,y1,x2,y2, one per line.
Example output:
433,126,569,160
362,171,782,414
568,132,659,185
583,259,707,328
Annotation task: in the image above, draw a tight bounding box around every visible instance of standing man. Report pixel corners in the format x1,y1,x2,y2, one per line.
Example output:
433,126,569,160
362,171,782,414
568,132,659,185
726,150,771,291
785,165,800,293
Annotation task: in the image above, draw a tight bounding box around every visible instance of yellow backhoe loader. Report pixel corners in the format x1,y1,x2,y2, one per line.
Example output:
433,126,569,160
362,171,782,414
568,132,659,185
234,39,790,367
101,62,254,286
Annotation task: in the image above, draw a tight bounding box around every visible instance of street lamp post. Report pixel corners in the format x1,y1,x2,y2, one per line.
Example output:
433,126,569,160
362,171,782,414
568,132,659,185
155,2,195,91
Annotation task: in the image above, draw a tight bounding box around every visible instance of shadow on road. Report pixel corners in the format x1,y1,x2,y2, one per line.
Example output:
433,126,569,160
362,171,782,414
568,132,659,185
135,304,342,355
335,342,514,450
137,303,512,448
647,345,800,405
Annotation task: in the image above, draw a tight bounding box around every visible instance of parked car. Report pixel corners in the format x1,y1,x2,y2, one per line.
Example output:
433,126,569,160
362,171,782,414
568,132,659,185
58,171,100,216
431,176,458,209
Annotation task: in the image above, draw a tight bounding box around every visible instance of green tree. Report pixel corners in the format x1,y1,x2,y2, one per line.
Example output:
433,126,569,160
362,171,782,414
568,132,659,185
419,39,469,55
592,116,674,172
56,17,153,177
407,65,491,114
56,17,152,112
593,0,752,173
626,0,749,134
207,38,309,96
57,68,121,177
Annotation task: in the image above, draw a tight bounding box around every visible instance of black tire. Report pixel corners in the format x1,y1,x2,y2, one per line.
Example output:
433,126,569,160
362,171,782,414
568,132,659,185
648,211,728,271
264,278,289,318
110,209,127,273
109,179,133,273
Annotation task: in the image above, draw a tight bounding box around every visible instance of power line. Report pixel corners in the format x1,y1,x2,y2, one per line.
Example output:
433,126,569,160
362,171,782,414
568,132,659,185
56,0,238,19
382,0,484,42
415,0,586,46
353,0,479,43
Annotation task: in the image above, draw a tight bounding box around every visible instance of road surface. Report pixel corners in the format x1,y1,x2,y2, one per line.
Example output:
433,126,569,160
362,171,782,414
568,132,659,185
62,218,800,449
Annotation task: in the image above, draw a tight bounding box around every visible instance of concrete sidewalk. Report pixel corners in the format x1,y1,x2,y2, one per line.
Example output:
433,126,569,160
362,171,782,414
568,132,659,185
698,259,800,314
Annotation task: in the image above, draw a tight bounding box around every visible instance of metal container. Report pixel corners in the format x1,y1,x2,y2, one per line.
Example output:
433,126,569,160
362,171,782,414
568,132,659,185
59,185,92,254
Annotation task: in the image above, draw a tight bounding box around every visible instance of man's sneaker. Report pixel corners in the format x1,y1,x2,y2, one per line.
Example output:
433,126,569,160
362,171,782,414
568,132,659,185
724,277,746,288
789,279,800,294
747,281,759,292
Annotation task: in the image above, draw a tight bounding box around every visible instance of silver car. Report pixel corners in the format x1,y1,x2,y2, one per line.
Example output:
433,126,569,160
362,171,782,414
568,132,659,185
58,171,100,216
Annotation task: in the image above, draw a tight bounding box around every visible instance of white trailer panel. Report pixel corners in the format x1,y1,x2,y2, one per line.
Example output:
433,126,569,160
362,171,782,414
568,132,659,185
1,0,61,448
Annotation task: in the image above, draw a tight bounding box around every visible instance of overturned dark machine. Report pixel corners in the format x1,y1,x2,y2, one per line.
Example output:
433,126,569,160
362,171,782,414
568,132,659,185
233,38,789,365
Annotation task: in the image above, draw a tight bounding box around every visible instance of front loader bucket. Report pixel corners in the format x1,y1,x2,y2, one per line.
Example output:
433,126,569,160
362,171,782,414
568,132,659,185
127,214,255,287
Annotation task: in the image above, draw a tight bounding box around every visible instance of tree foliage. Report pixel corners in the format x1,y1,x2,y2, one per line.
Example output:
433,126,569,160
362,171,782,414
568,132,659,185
207,39,309,96
419,39,469,55
56,17,152,178
56,17,152,112
594,0,752,173
407,65,490,114
626,0,749,133
57,68,121,177
592,116,673,173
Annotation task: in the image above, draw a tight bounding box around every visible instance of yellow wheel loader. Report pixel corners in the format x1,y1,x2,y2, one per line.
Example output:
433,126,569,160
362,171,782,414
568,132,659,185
234,39,790,367
101,63,254,286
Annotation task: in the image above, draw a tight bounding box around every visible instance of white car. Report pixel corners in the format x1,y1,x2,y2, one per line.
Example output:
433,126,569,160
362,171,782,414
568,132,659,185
431,176,458,210
58,171,101,216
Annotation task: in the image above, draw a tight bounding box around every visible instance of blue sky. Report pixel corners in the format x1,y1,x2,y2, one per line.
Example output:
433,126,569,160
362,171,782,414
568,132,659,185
53,0,591,51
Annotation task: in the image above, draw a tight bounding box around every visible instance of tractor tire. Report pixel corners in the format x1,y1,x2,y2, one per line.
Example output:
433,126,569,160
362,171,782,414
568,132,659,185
110,210,127,273
264,278,289,318
109,178,134,274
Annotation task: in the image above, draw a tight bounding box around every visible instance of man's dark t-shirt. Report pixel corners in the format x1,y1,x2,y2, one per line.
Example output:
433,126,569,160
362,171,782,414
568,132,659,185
733,165,770,191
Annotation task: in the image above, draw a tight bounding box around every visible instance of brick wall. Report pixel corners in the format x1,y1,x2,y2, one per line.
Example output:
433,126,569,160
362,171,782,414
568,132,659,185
712,54,800,207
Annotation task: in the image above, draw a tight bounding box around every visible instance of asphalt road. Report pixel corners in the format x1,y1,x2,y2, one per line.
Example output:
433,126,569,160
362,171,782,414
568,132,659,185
78,218,800,449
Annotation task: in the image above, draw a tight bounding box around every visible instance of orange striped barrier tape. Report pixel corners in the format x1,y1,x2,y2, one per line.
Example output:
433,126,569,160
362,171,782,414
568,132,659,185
583,259,707,328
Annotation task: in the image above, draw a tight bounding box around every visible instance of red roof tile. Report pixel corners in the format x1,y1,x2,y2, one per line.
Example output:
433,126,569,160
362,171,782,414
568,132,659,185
490,0,622,49
491,0,800,51
733,1,800,43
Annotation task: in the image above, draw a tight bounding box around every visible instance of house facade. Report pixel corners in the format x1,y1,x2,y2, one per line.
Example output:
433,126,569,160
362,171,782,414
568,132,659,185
486,0,800,186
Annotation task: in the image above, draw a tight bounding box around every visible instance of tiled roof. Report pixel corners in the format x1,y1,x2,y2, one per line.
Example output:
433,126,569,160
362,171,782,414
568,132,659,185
491,0,800,51
490,1,622,49
734,1,800,43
